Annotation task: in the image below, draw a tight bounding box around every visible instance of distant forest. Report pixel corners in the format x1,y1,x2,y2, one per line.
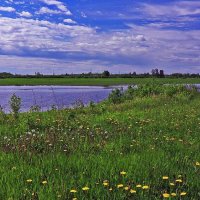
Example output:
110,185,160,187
0,69,200,79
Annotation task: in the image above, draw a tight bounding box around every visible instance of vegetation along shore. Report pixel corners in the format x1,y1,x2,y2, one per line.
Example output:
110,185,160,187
0,84,199,199
1,77,200,86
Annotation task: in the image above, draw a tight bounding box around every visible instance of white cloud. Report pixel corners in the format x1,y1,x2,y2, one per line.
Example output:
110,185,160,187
37,7,62,15
0,17,95,54
40,0,71,15
141,1,200,18
18,11,32,18
63,19,77,24
0,6,15,12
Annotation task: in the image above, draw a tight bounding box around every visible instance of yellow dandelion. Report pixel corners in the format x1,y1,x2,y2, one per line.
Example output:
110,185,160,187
130,189,136,194
103,182,109,187
120,171,127,175
109,188,113,191
136,184,142,188
72,198,77,200
82,187,89,191
142,185,149,190
180,192,187,196
117,184,123,188
42,180,47,185
162,176,169,180
196,162,200,166
171,193,177,197
175,179,182,183
169,183,175,186
70,189,77,193
26,179,33,183
124,186,129,191
163,193,170,198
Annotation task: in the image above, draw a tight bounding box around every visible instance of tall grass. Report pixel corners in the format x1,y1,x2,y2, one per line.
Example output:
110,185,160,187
0,84,199,199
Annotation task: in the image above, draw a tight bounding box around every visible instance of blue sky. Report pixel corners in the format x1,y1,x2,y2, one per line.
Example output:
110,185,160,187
0,0,200,74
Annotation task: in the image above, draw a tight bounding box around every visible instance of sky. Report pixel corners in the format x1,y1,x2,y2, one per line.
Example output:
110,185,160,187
0,0,200,74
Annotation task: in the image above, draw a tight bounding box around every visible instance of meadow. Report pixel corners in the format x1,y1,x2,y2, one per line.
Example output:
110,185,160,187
0,84,199,199
0,77,200,86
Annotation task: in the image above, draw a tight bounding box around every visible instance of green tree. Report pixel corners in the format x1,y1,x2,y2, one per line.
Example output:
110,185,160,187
102,70,110,77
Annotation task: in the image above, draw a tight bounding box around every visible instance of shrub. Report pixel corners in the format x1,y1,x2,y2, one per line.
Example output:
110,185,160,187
51,104,58,111
0,105,7,123
108,88,124,104
9,94,21,119
73,99,84,109
89,101,95,109
30,105,41,113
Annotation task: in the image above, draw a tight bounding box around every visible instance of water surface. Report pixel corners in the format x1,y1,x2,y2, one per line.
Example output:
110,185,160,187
0,85,126,113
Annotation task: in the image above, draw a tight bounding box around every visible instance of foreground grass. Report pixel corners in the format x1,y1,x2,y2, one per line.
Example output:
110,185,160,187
0,77,200,86
0,86,200,199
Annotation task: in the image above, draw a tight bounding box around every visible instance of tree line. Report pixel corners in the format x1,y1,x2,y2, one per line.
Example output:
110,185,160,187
0,69,200,79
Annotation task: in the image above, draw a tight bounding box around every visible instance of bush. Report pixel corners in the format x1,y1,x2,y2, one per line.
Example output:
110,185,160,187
9,94,21,119
108,88,124,104
30,105,41,113
0,105,7,123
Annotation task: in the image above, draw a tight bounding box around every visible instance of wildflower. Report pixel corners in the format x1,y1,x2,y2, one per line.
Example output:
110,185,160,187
142,185,149,190
103,182,109,187
109,188,113,191
169,183,175,186
72,198,77,200
171,193,177,197
180,192,187,196
26,179,33,183
117,184,123,188
136,184,142,188
120,171,127,175
42,180,47,185
130,189,136,194
175,179,182,183
82,187,89,191
162,176,169,180
124,186,129,191
163,193,170,198
70,189,77,193
196,162,200,166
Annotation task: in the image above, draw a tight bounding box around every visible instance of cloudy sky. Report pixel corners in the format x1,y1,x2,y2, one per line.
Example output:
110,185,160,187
0,0,200,74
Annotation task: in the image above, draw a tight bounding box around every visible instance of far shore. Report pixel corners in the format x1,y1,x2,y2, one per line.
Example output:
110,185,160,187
1,77,200,86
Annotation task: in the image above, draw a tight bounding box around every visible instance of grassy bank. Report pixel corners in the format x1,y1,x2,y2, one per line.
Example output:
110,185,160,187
0,85,199,199
0,77,200,86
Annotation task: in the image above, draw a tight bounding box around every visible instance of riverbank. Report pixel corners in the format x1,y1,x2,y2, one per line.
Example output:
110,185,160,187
0,85,199,199
1,77,200,86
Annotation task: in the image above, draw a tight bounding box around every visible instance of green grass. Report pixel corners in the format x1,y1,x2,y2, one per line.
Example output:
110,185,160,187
0,77,200,86
0,85,199,199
